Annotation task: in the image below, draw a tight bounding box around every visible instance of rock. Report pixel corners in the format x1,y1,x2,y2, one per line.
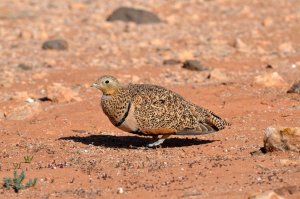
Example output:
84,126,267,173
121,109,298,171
0,111,6,120
211,43,235,58
131,75,140,83
42,39,68,50
6,102,41,120
182,60,208,71
45,83,81,103
254,72,287,87
69,3,86,10
19,30,33,39
107,7,161,24
249,191,284,199
18,63,32,71
287,81,300,94
117,187,124,194
233,38,251,52
14,91,31,101
208,69,228,81
25,98,35,103
278,42,294,54
0,8,34,20
264,127,300,152
0,71,14,87
182,191,202,197
163,59,181,65
150,39,163,46
262,17,274,27
34,28,48,40
32,71,48,80
178,50,194,60
279,159,300,166
265,64,273,69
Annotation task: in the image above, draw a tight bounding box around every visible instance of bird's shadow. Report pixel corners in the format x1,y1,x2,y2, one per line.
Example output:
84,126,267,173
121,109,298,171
59,130,217,149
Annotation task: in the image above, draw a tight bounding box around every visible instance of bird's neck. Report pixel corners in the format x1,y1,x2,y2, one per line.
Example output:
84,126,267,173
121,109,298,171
102,87,119,95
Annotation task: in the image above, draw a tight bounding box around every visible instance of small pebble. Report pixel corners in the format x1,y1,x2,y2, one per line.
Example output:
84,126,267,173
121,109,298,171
25,98,35,103
42,39,68,50
117,187,124,194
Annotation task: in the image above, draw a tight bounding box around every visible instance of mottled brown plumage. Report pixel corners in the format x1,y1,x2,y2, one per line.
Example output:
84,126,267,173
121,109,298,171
91,75,230,147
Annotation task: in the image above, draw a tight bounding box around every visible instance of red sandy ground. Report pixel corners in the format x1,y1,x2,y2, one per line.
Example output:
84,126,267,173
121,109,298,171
0,0,299,198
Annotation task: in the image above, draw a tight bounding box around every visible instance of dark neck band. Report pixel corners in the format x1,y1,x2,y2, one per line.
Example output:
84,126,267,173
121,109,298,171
115,101,131,127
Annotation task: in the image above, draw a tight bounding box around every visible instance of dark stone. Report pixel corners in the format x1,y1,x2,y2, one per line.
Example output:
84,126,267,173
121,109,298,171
18,63,32,70
163,59,181,65
287,81,300,94
107,7,161,24
266,64,273,69
182,60,209,71
38,97,52,102
42,39,68,50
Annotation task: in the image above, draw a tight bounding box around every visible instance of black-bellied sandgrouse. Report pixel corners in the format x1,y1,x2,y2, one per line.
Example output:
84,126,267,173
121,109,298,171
91,75,230,147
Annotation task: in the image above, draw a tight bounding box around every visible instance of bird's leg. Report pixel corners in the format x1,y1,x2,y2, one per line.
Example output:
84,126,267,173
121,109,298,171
147,135,170,148
152,135,159,140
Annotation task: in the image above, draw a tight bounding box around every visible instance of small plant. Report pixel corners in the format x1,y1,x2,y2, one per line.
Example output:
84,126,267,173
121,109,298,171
13,162,21,170
3,170,37,193
24,155,33,163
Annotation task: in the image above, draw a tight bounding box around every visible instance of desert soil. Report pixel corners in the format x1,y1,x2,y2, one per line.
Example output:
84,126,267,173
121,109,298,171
0,0,300,198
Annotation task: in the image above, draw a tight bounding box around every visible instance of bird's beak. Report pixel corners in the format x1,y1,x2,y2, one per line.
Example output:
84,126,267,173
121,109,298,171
91,83,98,88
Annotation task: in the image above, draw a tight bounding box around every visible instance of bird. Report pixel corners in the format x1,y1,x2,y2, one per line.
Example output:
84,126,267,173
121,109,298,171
91,75,230,147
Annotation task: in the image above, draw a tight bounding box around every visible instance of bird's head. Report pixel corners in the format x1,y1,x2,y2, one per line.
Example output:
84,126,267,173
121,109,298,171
91,75,120,95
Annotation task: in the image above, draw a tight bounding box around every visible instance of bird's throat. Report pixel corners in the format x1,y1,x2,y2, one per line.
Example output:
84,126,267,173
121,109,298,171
102,87,118,95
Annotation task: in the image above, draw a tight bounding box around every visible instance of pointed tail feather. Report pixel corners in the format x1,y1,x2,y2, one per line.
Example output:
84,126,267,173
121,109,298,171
206,111,231,130
176,123,217,135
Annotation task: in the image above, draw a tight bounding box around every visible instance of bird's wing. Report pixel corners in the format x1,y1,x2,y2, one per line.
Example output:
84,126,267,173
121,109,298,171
175,124,217,135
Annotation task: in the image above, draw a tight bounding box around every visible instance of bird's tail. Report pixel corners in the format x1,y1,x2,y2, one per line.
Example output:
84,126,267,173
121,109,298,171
207,111,231,130
176,105,230,136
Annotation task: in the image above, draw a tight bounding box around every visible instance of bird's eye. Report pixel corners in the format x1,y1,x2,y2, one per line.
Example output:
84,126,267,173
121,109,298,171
105,80,109,84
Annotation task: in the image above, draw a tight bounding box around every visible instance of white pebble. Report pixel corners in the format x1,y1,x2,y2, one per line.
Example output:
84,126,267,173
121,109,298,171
256,177,262,181
25,98,35,103
117,187,124,194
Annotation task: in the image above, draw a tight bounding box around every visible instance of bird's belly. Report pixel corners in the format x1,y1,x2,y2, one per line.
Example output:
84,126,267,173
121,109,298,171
118,115,139,132
118,120,138,132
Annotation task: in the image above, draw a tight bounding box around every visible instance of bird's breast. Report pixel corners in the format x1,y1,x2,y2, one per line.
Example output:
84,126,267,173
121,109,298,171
117,103,139,132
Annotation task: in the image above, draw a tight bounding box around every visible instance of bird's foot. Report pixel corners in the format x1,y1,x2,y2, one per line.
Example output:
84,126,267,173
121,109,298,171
147,139,165,148
147,135,170,148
